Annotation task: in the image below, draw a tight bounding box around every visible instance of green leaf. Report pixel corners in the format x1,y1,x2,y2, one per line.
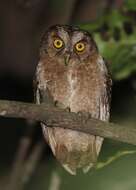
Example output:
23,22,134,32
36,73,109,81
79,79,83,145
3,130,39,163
79,8,136,81
124,0,136,11
105,10,126,29
94,35,136,80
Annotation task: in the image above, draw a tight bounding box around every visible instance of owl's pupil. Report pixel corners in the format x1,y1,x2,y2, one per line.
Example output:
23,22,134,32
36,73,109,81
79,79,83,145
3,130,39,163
78,44,82,49
57,41,60,45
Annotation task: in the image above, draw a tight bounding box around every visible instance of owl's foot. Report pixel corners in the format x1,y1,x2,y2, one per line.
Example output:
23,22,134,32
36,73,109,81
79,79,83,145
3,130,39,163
55,101,71,112
77,111,91,124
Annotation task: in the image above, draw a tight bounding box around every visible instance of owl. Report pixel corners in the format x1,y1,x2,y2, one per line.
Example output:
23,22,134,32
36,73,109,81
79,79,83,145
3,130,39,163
35,25,112,175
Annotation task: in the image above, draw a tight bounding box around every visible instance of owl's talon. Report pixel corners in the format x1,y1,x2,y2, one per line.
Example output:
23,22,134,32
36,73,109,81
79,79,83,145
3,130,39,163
55,101,71,112
55,100,66,110
65,107,71,112
77,111,91,124
77,111,91,119
54,100,58,107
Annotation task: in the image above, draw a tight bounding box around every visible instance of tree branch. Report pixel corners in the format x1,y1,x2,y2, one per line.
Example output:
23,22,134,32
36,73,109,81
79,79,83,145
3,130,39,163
0,100,136,145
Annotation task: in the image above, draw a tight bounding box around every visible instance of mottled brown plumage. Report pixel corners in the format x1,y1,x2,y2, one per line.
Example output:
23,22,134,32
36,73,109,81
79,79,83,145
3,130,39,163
35,25,112,175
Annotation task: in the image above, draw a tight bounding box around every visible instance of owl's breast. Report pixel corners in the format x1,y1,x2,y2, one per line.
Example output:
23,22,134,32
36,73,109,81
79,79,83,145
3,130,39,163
66,68,79,109
40,58,104,117
48,65,100,116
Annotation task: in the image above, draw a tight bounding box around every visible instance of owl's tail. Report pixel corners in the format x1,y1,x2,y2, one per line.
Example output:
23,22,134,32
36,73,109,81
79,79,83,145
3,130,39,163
62,161,94,175
42,125,103,175
62,137,103,175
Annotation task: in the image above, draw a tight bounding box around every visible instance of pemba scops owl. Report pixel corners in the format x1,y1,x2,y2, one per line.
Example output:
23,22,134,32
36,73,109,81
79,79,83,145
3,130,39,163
35,25,112,175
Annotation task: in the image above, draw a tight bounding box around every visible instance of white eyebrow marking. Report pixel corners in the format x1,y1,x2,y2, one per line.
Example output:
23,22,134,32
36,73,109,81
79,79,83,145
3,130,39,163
72,31,84,45
57,28,70,44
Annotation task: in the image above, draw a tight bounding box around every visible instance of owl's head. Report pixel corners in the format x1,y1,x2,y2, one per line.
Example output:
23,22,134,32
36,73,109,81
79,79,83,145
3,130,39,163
40,25,98,64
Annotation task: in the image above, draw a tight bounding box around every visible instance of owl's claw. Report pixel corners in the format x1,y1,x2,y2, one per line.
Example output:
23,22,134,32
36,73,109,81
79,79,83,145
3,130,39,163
77,111,91,124
55,101,65,109
55,101,71,112
65,107,71,112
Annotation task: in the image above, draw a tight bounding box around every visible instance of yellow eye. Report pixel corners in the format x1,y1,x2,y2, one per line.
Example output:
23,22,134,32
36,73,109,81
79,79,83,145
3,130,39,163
53,39,63,49
75,42,85,52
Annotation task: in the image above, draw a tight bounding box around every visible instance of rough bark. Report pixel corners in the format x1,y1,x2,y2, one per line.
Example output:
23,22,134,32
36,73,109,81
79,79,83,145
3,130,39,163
0,100,136,145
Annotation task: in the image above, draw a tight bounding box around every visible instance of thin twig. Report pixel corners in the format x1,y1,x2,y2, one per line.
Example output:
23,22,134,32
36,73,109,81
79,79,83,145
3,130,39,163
96,150,136,169
0,100,136,145
20,141,44,189
49,171,61,190
6,126,34,190
6,137,31,190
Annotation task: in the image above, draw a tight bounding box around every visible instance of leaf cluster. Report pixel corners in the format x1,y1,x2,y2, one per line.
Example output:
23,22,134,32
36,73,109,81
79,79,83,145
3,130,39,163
80,1,136,80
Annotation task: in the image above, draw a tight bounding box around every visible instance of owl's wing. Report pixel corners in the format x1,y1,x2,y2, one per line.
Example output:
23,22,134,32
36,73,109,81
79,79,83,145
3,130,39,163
105,70,112,118
34,77,54,105
34,72,57,152
96,58,112,155
33,76,39,103
100,70,112,121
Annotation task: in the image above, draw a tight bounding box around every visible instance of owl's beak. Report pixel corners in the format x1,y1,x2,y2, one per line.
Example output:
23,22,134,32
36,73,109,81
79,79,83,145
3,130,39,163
64,54,70,66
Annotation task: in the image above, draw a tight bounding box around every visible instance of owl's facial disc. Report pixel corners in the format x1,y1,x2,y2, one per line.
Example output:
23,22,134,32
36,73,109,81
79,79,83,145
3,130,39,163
71,31,93,61
42,25,98,64
48,29,72,65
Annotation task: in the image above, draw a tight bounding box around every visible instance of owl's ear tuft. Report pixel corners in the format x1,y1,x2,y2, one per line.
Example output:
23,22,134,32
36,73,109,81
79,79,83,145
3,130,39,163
39,47,47,58
39,34,48,57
